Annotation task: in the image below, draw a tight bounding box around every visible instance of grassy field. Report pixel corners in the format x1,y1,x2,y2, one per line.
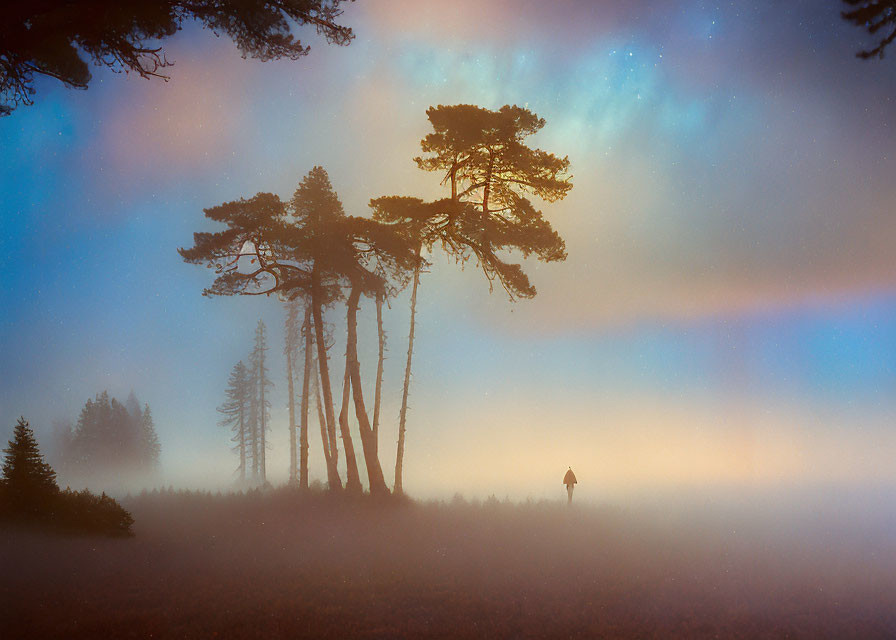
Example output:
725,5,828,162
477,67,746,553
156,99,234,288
2,488,894,639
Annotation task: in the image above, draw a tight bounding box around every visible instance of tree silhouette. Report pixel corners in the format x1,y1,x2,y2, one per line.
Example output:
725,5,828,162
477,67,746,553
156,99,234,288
843,1,896,58
368,196,437,495
311,331,335,488
178,191,296,297
178,186,343,487
219,361,251,482
250,319,273,485
290,167,360,492
372,289,386,457
60,391,162,485
1,417,134,535
299,305,313,489
181,166,416,495
1,417,58,515
337,216,416,496
374,103,571,494
414,104,569,297
283,297,316,490
285,300,301,487
288,169,416,495
1,0,355,115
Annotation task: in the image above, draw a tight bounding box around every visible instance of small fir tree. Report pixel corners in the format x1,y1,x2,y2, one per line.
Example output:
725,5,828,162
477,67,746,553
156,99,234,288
1,417,58,513
0,419,135,535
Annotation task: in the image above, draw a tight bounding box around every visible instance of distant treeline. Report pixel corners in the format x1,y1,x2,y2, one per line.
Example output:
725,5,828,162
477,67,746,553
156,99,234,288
52,391,161,489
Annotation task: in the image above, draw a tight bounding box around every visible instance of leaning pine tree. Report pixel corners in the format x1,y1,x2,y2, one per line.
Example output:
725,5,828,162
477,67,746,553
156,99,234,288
178,187,346,490
372,103,572,494
335,215,416,496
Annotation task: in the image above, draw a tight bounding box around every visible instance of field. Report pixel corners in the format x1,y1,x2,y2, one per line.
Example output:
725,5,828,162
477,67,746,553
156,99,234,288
2,488,895,639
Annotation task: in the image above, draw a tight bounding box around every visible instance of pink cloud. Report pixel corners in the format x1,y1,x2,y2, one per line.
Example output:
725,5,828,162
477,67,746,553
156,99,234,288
359,0,654,46
96,39,253,177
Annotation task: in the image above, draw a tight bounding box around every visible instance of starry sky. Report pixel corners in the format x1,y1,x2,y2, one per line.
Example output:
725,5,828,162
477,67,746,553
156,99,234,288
1,0,894,499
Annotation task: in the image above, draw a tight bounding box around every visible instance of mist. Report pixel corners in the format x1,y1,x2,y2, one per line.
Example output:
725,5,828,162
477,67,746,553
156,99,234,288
4,489,895,638
2,0,896,637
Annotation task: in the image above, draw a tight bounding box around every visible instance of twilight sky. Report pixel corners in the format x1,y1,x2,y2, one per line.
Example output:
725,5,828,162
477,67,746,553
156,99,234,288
1,0,894,499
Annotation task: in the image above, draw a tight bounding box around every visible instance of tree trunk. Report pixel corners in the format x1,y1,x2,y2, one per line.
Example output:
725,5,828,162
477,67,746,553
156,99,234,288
311,269,342,491
238,402,246,483
259,347,267,485
480,150,494,247
338,333,363,493
395,244,422,495
451,154,458,200
300,306,311,490
286,328,297,487
313,353,335,487
250,396,259,484
345,285,389,496
372,290,385,457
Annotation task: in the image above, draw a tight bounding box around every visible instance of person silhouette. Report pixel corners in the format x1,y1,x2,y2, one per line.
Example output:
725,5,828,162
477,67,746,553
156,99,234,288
563,466,577,504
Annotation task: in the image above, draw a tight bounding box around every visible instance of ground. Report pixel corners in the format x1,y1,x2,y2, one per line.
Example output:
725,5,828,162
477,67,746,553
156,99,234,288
2,489,894,638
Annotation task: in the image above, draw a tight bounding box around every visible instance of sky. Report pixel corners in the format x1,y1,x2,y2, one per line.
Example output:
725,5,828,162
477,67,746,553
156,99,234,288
1,0,894,500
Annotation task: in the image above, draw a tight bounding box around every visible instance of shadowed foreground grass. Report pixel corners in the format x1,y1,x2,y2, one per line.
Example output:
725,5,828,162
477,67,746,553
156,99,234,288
2,487,895,639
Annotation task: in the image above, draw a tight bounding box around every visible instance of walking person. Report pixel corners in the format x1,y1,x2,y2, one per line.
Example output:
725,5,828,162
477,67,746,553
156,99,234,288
563,466,577,504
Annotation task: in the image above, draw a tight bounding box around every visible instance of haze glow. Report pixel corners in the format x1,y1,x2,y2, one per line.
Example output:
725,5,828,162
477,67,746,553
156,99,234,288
1,0,894,499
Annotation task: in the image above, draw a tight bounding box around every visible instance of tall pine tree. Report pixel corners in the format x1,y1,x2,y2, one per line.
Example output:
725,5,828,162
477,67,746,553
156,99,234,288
374,103,571,494
219,361,251,482
1,417,58,514
284,299,313,488
250,320,273,486
291,167,354,492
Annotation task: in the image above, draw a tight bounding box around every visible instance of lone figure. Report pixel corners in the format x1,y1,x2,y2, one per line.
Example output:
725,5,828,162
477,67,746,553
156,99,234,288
563,466,577,504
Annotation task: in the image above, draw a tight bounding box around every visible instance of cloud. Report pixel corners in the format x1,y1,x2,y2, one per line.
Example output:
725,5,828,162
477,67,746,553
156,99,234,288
29,0,896,327
361,0,678,47
97,43,252,175
344,0,896,329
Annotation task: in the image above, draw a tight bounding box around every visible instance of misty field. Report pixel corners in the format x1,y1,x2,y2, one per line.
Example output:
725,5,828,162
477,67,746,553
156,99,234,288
2,489,895,639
